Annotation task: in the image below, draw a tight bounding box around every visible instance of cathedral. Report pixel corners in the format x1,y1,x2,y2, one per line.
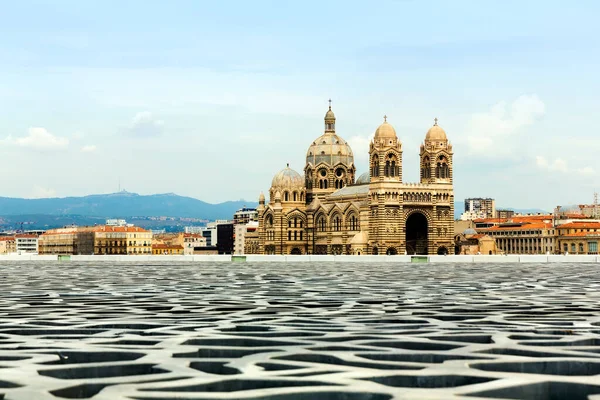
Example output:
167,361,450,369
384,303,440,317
254,102,455,256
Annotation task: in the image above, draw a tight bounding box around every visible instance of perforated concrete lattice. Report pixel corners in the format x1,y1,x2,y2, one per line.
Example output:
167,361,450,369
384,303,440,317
1,261,600,400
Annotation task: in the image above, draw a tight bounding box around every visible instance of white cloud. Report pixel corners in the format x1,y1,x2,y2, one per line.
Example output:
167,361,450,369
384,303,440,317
347,133,374,167
31,186,57,199
466,95,545,154
577,166,595,176
536,155,593,175
81,145,97,153
126,111,164,137
2,127,69,150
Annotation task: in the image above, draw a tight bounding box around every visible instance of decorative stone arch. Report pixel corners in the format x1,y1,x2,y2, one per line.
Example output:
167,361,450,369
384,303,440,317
290,247,302,255
286,212,307,228
404,208,433,255
437,246,449,255
264,212,275,227
315,211,328,232
344,207,360,231
386,247,398,255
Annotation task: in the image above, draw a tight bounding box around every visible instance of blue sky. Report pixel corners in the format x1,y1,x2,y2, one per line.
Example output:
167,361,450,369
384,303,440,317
1,0,599,210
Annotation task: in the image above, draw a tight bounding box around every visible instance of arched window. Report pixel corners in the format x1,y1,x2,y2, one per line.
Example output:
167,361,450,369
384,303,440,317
288,231,291,241
391,161,396,177
266,214,273,227
300,231,303,240
288,220,292,228
333,215,341,231
348,214,359,231
294,218,298,228
385,161,390,176
293,192,297,201
372,157,379,177
294,231,298,241
284,192,289,201
317,215,326,232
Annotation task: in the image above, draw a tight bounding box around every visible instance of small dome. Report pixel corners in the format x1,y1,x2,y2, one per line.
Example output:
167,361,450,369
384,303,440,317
271,165,303,189
351,231,368,245
259,192,265,202
425,119,447,141
464,228,477,235
374,117,397,140
355,172,370,184
325,108,336,121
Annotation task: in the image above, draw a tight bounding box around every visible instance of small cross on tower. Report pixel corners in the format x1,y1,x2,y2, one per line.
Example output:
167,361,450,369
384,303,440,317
434,117,438,126
328,98,332,110
383,115,387,122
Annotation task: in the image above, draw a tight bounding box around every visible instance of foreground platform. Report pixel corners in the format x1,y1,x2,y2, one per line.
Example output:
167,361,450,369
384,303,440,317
0,261,600,399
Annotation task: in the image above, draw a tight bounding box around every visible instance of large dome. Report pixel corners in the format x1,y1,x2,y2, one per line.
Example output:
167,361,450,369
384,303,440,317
306,133,354,166
425,119,447,141
306,102,354,167
271,165,303,189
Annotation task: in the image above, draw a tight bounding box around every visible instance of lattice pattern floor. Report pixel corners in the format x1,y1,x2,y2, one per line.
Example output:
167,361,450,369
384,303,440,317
1,262,600,399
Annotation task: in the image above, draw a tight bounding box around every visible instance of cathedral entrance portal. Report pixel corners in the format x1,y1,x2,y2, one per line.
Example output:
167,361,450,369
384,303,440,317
406,212,428,255
290,247,302,255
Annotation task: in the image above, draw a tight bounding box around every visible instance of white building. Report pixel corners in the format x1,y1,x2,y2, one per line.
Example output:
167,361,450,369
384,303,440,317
460,210,488,221
234,221,258,255
183,233,207,255
106,219,128,226
15,234,39,254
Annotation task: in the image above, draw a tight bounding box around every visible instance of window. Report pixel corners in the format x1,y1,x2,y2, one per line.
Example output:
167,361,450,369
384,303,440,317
288,231,291,241
294,231,297,241
333,215,341,231
300,231,303,241
589,242,598,253
579,243,584,253
571,243,576,253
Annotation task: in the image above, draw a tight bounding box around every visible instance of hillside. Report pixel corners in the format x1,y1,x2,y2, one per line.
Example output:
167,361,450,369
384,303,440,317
0,191,257,220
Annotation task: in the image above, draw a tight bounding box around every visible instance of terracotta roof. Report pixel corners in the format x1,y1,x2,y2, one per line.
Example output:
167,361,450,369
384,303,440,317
558,222,600,230
480,222,552,231
0,237,15,241
15,234,38,238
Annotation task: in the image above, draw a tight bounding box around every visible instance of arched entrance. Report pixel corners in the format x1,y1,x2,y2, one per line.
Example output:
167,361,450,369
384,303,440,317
290,247,302,255
406,212,428,255
386,247,397,255
437,246,448,255
372,247,379,255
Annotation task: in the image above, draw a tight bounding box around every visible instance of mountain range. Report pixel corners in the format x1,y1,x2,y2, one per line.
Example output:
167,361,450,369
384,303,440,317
0,191,257,229
0,191,548,231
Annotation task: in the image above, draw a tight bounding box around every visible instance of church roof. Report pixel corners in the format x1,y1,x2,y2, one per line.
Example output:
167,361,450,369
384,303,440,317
329,184,369,198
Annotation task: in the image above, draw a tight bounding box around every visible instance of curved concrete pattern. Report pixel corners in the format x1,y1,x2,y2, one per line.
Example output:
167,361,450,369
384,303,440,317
0,261,599,399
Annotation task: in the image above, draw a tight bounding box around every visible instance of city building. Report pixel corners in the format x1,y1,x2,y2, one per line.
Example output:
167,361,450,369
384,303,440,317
217,223,234,254
38,228,94,255
556,221,600,255
38,225,152,255
464,198,496,219
0,237,16,254
234,221,258,255
455,229,498,255
197,220,231,247
233,207,258,224
106,219,129,227
183,233,206,255
473,215,556,254
152,244,184,255
15,234,39,254
495,209,515,219
254,104,455,255
125,227,153,255
460,210,487,221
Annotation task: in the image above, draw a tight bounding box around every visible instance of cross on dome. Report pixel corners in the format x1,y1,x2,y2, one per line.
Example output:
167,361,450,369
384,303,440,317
328,98,332,110
434,117,438,126
383,115,387,122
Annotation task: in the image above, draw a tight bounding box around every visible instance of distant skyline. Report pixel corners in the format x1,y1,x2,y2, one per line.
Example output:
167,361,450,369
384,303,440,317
1,0,599,210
